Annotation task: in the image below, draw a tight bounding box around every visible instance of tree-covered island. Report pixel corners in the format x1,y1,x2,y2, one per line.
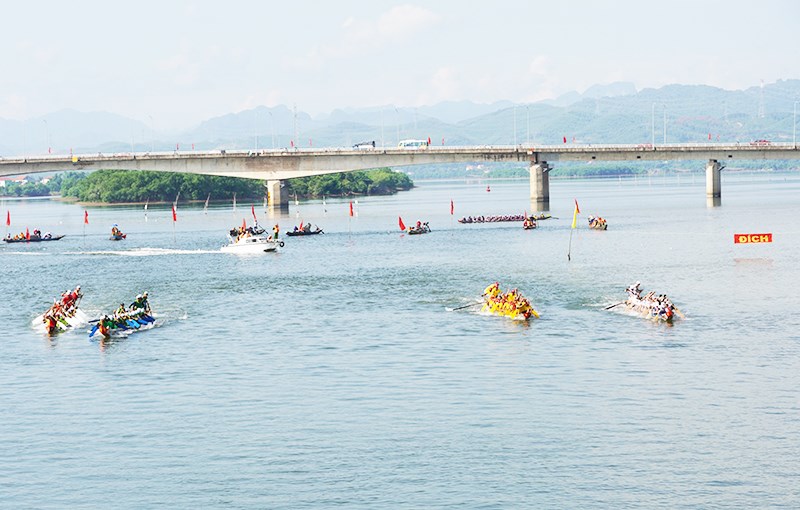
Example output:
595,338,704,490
9,168,413,203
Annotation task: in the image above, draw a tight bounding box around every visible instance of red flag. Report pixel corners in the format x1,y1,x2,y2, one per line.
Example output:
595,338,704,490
26,227,30,240
242,218,246,230
84,210,89,224
450,200,454,215
574,199,580,214
5,210,9,226
251,204,256,221
563,136,567,143
299,221,303,230
398,216,406,231
172,204,177,222
349,201,353,217
708,133,711,140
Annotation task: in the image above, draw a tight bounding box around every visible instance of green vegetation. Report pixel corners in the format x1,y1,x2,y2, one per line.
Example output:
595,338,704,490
21,167,413,203
285,168,413,197
60,170,264,203
0,172,80,197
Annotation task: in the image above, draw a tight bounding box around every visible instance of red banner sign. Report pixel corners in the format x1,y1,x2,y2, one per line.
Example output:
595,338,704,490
734,233,772,244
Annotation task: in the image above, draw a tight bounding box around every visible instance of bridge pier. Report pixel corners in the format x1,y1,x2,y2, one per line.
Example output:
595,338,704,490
705,159,724,206
530,161,550,211
266,180,289,210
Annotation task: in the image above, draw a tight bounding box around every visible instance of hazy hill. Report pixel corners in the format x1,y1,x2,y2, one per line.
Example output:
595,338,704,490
2,80,799,155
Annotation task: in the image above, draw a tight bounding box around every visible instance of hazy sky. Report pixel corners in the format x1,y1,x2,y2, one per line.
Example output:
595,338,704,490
2,0,797,129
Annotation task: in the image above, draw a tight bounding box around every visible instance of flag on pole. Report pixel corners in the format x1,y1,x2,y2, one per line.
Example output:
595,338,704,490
241,218,246,231
5,210,9,226
26,227,30,240
349,201,354,217
251,204,257,222
450,200,454,215
172,204,177,222
571,199,580,229
398,216,406,231
299,221,303,230
84,210,89,224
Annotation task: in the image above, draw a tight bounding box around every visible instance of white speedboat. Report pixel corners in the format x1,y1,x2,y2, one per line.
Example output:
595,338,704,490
221,234,284,254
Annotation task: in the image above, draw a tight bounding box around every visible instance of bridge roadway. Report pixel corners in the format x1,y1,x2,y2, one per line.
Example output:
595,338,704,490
2,143,798,209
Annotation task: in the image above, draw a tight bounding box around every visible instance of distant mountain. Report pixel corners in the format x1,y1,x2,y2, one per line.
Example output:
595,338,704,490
0,109,149,156
2,80,800,156
543,82,637,107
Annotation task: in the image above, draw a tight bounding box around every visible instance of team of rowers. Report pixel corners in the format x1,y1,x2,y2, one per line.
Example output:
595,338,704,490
481,282,539,321
624,281,679,322
458,214,527,223
42,285,83,334
588,215,608,229
93,292,154,338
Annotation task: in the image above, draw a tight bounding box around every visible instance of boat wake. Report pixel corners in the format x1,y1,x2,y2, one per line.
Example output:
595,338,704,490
73,248,221,257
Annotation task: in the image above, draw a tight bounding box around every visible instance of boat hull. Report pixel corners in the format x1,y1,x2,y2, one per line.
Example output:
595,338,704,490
286,230,323,236
221,236,284,254
4,235,65,243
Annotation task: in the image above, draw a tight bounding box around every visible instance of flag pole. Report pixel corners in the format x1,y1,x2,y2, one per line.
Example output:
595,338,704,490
567,229,573,261
568,198,580,261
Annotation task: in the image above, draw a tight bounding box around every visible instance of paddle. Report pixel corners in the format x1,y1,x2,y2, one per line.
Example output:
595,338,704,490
447,302,481,311
605,301,625,310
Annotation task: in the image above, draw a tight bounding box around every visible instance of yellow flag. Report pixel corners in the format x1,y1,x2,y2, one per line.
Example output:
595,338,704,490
571,199,580,229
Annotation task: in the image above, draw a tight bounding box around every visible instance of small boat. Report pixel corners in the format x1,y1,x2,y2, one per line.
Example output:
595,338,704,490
222,234,284,253
407,222,431,235
588,216,608,230
522,218,537,230
480,283,539,321
110,225,126,240
286,227,324,236
529,213,552,221
4,234,64,243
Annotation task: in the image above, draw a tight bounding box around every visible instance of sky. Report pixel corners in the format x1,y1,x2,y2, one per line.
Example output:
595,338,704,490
1,0,798,130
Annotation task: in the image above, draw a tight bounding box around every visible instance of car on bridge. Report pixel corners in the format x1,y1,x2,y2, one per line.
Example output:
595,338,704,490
750,139,771,146
353,141,376,149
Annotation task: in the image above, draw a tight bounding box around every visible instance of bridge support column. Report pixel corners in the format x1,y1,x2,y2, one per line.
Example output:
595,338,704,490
266,180,289,210
705,159,723,206
530,161,550,211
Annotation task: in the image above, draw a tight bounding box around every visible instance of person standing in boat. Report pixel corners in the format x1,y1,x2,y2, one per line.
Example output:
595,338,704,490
273,224,280,239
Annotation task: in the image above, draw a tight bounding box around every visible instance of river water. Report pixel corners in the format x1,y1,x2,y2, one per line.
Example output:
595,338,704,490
1,172,799,508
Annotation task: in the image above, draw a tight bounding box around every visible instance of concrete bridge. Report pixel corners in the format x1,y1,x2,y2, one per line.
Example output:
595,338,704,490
2,143,798,209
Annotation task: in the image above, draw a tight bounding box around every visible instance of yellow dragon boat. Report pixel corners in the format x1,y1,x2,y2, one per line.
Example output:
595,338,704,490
480,283,540,321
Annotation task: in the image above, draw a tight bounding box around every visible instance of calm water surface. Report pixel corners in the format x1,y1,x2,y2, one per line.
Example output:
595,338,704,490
1,173,799,508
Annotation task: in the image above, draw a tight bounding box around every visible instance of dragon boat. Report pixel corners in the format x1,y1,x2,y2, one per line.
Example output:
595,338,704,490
480,283,539,321
32,286,85,335
610,282,682,323
588,216,608,230
458,214,526,224
89,294,155,338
